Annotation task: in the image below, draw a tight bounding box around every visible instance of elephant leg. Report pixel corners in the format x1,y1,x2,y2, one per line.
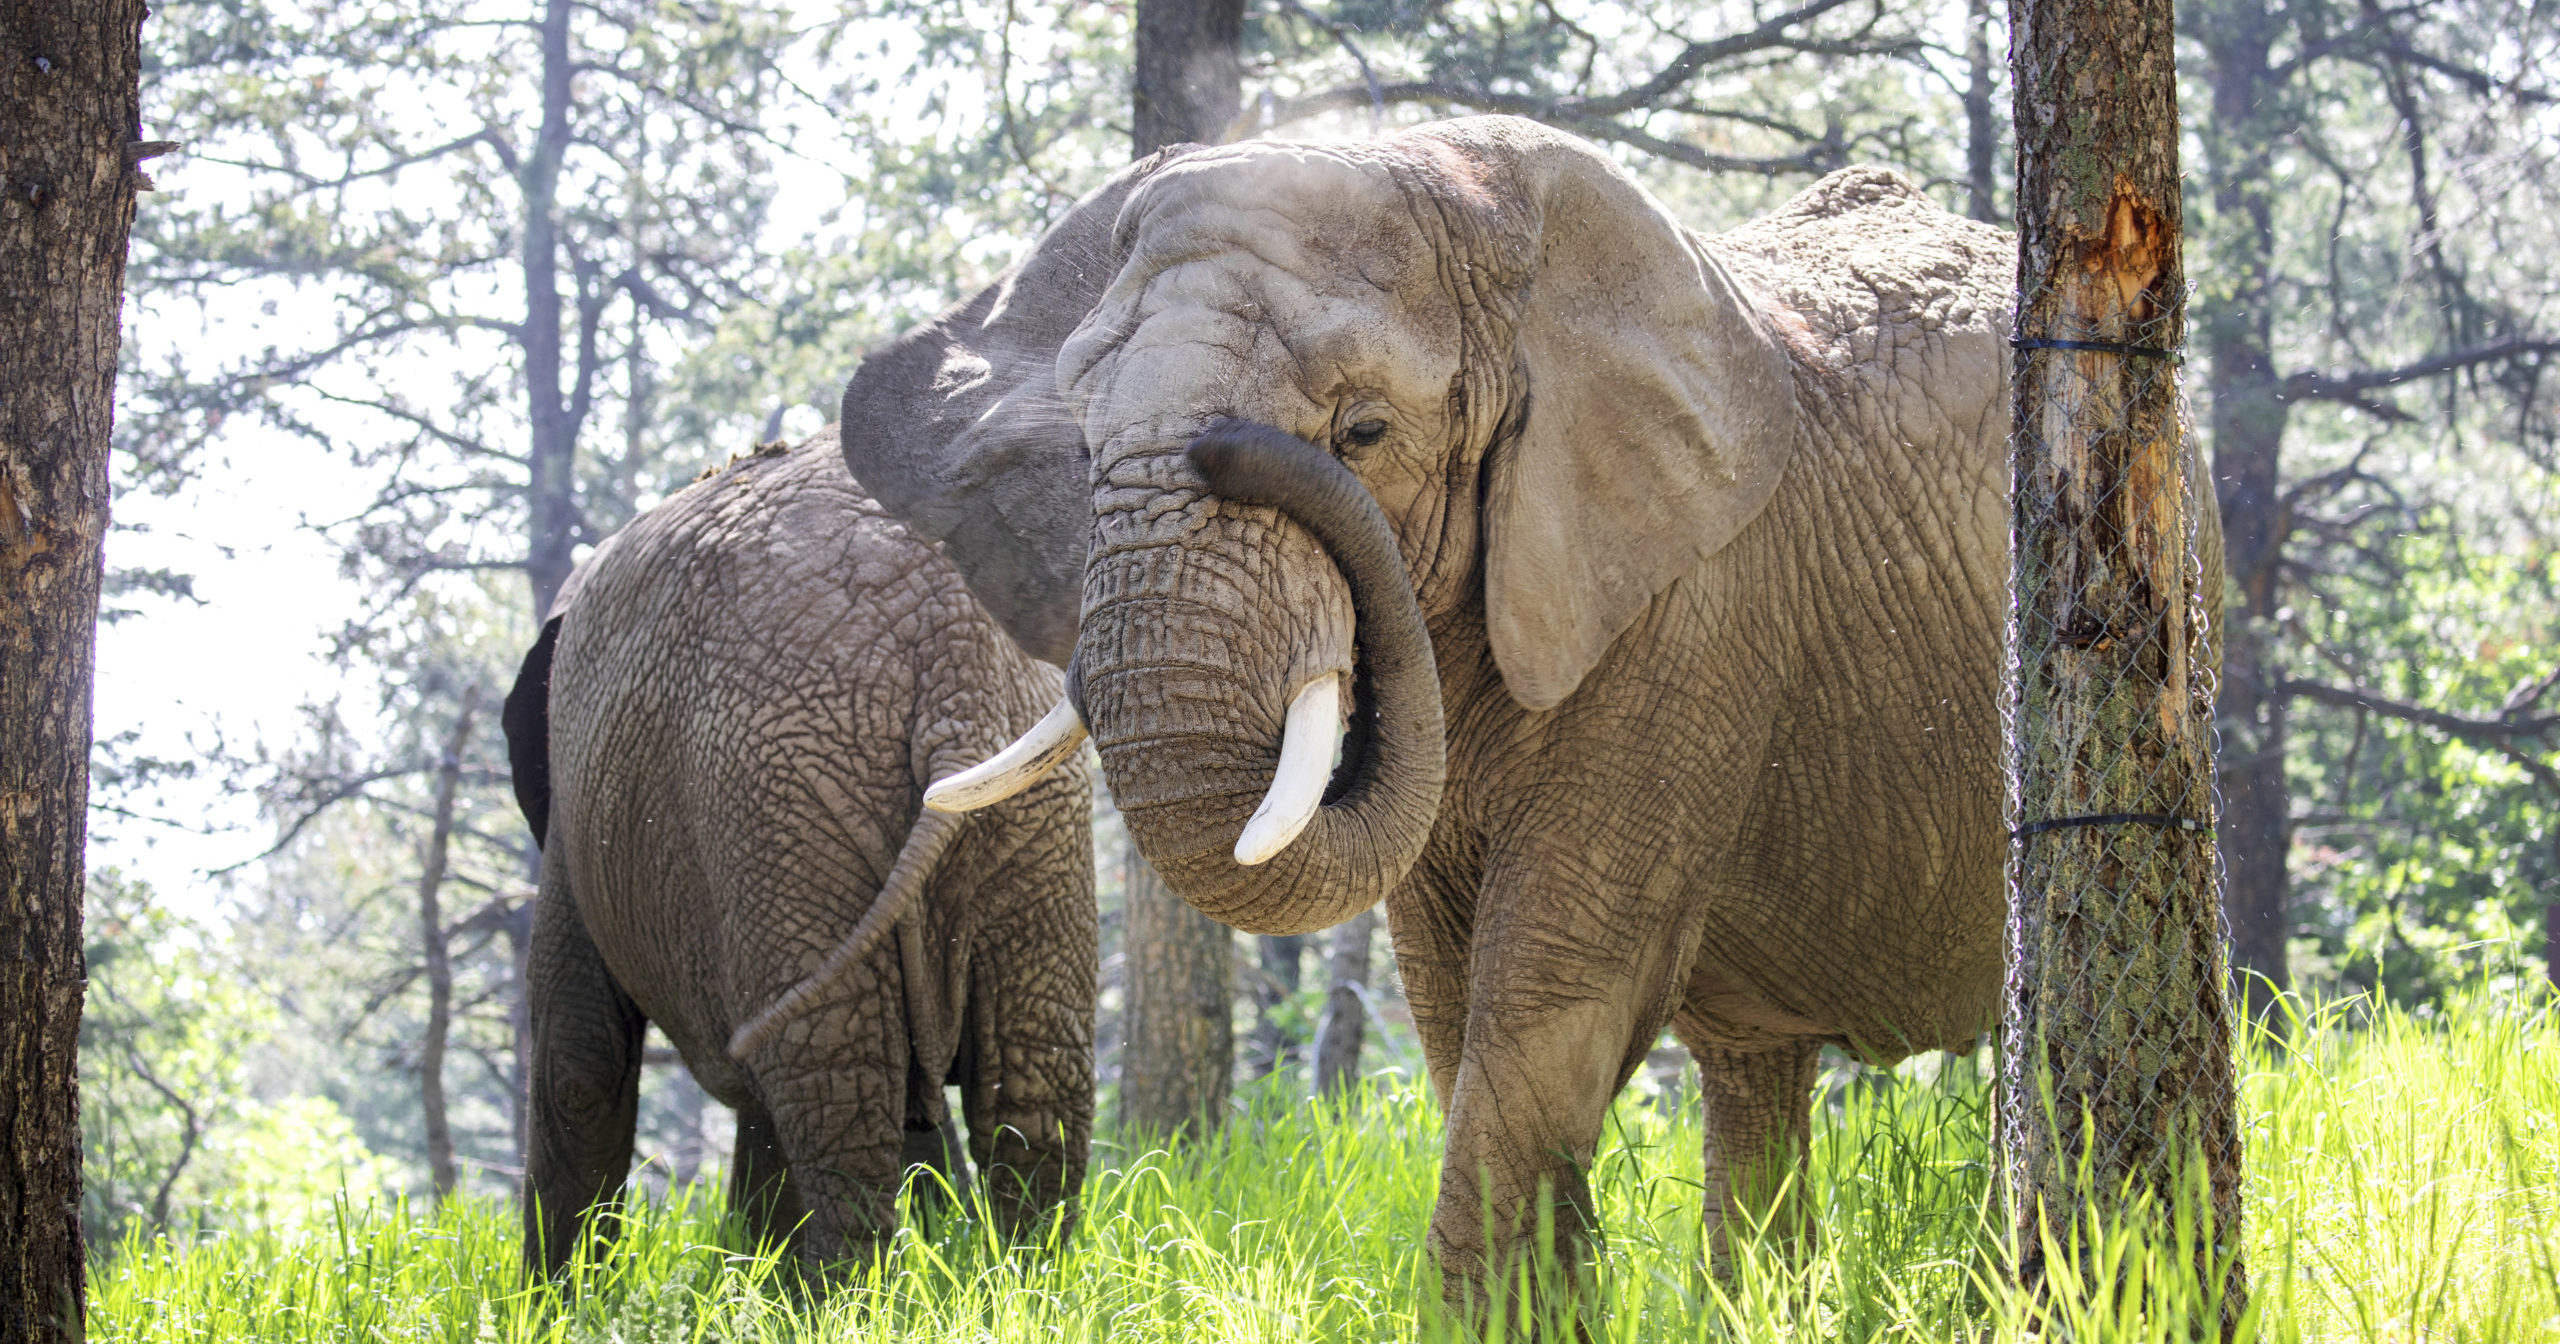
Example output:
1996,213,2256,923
728,1098,806,1249
956,836,1096,1247
736,955,910,1271
1687,1038,1821,1272
1426,861,1700,1323
1383,828,1484,1111
522,856,647,1277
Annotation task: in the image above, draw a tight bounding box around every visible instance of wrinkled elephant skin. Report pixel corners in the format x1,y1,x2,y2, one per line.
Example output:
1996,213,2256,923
507,434,1095,1275
840,117,2222,1300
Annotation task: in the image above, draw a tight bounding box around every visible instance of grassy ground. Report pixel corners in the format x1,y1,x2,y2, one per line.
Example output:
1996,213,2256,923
90,990,2560,1342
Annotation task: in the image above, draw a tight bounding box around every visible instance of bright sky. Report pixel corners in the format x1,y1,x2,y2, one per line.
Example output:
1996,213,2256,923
91,410,385,905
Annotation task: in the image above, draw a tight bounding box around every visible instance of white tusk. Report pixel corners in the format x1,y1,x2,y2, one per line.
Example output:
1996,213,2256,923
924,699,1089,813
1235,675,1344,867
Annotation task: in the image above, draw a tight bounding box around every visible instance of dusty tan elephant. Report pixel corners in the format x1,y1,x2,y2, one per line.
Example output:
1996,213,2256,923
501,432,1094,1275
843,116,2217,1299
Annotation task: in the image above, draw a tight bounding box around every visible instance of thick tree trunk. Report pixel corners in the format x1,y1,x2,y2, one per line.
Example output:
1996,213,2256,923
2005,0,2247,1321
1246,934,1305,1079
1311,908,1375,1099
1117,841,1232,1138
1118,0,1248,1140
1131,0,1245,154
2194,0,2293,994
1,0,144,1331
417,690,479,1201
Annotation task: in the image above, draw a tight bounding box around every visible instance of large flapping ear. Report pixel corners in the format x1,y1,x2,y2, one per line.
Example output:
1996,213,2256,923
842,148,1196,666
1431,119,1799,711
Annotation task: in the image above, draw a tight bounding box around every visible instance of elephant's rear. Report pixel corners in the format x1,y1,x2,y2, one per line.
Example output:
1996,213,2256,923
511,431,1094,1263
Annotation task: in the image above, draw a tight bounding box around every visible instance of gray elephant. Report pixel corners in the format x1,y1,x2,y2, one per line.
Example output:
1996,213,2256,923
845,116,2217,1297
501,432,1095,1275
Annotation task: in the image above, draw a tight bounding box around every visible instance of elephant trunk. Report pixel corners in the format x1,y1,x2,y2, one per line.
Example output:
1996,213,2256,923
1077,422,1446,936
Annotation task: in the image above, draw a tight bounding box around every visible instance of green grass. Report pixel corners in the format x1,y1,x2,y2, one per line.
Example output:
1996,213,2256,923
90,990,2560,1342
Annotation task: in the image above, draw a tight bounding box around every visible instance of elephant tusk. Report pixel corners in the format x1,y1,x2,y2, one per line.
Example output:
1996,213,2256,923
1235,674,1344,867
922,699,1089,813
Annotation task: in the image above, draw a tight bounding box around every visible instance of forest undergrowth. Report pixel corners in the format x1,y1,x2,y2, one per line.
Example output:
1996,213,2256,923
88,988,2560,1343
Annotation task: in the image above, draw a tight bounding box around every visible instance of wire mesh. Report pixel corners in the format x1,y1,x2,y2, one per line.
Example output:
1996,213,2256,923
2000,301,2250,1324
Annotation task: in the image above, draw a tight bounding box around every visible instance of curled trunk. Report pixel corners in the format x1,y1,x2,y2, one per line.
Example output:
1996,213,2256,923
1077,425,1445,936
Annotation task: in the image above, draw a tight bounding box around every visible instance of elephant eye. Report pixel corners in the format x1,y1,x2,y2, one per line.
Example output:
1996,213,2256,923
1342,418,1389,447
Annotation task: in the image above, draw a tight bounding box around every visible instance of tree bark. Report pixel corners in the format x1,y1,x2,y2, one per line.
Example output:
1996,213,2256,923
2005,0,2247,1321
522,0,581,619
1311,908,1375,1099
417,689,480,1202
1,0,145,1330
2192,0,2293,994
1131,0,1245,155
1117,0,1247,1141
1964,0,1999,223
1117,841,1232,1139
1246,934,1305,1079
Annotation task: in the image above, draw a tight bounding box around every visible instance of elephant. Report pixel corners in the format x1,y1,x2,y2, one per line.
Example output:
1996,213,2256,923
842,115,2220,1299
501,431,1096,1276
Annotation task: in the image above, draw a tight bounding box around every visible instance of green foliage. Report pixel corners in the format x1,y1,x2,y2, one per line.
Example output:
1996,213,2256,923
86,990,2560,1341
2178,0,2560,993
82,870,271,1240
2288,521,2560,1001
82,870,395,1243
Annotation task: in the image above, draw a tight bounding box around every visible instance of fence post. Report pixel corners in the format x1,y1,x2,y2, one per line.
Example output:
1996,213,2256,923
2003,0,2249,1324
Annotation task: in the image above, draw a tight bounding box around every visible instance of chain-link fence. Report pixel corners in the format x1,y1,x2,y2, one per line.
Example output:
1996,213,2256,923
2001,284,2249,1326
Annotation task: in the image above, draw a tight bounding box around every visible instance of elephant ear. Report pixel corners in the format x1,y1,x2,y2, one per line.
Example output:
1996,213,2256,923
842,148,1195,665
1445,120,1799,711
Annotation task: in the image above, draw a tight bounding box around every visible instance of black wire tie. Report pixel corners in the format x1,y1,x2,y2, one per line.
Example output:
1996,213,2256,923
2013,812,2209,840
2010,336,2184,362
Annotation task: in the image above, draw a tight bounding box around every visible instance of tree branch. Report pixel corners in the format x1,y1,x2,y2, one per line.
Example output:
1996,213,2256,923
1259,0,1883,156
1273,0,1384,131
2283,678,2560,744
1575,0,1873,118
2277,336,2560,409
1260,78,1843,174
195,129,509,192
307,390,514,462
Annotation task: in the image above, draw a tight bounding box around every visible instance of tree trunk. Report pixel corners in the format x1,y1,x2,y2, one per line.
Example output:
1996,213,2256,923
2193,0,2293,994
1131,0,1245,155
1246,934,1306,1079
521,0,580,619
1117,840,1232,1139
2005,0,2247,1321
417,689,480,1202
1311,908,1376,1099
1964,0,1999,223
1,0,145,1330
1117,0,1247,1141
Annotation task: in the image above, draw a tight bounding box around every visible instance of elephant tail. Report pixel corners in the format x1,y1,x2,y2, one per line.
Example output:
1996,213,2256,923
726,808,967,1060
502,616,564,849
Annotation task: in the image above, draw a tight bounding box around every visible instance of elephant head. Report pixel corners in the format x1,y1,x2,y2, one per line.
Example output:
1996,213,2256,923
845,115,1798,936
842,144,1199,665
